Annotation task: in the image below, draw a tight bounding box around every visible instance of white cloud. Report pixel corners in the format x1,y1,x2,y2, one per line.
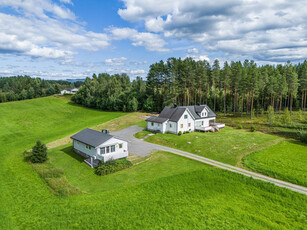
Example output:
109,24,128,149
118,0,307,62
0,1,110,60
109,27,169,52
105,57,127,66
59,0,73,5
187,48,199,54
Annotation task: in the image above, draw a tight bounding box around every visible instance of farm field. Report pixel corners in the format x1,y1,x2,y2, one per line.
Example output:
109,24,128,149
243,140,307,187
0,97,306,229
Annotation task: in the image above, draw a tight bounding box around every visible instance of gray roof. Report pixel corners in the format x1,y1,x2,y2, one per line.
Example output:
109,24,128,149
146,116,169,123
151,104,216,123
70,128,113,148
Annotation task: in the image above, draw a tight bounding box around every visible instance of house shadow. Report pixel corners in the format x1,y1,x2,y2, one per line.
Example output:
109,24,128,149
60,146,84,163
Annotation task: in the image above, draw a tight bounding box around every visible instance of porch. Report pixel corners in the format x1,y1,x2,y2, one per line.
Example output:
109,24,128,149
84,157,100,168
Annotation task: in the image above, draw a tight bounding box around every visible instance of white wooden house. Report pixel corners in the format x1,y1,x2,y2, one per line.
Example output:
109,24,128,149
60,88,78,95
70,128,128,167
146,104,225,134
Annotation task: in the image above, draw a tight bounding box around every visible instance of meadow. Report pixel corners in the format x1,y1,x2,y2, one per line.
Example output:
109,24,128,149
243,140,307,187
143,127,282,166
0,96,306,229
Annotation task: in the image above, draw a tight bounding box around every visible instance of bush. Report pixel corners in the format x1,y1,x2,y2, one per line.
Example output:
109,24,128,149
95,158,132,176
237,124,243,129
267,106,275,126
250,126,256,132
297,130,307,144
178,131,182,136
282,108,291,125
29,140,48,163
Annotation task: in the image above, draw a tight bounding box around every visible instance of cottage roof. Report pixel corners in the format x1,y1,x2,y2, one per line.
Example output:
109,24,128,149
146,116,169,123
70,128,113,148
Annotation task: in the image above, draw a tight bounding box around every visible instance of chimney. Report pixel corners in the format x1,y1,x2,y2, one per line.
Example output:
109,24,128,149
197,102,200,106
173,103,177,108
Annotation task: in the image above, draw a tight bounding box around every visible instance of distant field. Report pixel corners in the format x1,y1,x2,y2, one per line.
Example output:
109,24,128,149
0,97,306,229
243,141,307,187
144,127,282,166
216,111,307,139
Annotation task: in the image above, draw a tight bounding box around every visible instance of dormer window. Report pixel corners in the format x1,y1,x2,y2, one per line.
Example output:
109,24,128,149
184,115,188,119
202,112,204,117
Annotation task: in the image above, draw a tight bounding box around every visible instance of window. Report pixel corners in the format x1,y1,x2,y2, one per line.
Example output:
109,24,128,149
188,123,191,127
89,146,91,150
111,145,115,152
77,141,80,145
170,124,172,128
184,115,188,119
202,112,204,117
202,121,204,126
106,146,110,153
151,122,154,126
101,147,105,154
180,124,183,128
119,144,123,149
86,145,89,149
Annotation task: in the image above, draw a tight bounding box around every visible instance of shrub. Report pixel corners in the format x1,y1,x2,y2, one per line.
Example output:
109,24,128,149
178,131,182,136
267,106,275,126
29,140,48,163
282,108,291,125
166,131,171,134
250,126,256,132
95,158,132,176
297,130,307,144
237,124,243,129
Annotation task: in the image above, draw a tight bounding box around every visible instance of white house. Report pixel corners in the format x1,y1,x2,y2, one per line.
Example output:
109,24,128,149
60,88,78,95
146,104,225,134
70,128,128,167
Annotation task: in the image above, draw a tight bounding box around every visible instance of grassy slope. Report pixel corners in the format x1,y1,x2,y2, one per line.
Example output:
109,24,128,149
243,141,307,187
0,97,306,229
144,127,281,166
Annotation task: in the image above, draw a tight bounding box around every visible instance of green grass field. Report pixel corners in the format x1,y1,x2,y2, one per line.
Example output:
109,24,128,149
243,141,307,187
0,97,306,229
216,111,307,139
143,127,282,166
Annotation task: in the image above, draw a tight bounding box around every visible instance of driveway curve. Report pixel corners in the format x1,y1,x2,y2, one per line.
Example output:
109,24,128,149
112,126,307,195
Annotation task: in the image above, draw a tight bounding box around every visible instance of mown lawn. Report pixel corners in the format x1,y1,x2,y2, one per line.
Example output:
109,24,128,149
243,140,307,187
0,97,306,229
144,127,282,166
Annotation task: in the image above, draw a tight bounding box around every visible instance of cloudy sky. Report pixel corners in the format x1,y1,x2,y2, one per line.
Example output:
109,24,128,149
0,0,306,80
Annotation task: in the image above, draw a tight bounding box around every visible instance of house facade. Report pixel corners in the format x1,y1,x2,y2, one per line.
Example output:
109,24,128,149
60,88,78,95
70,128,128,167
146,104,224,134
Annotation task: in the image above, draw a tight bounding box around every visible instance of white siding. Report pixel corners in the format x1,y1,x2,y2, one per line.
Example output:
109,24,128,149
165,121,177,133
96,137,128,162
147,121,165,133
177,109,195,133
73,140,98,157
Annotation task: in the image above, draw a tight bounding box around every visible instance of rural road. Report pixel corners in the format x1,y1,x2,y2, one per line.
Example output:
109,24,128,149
112,126,307,195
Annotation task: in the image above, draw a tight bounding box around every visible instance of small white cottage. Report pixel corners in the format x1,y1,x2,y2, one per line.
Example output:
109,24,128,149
60,88,78,95
70,128,128,167
146,104,225,134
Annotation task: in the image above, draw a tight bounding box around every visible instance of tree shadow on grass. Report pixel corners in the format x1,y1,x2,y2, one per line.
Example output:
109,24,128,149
60,146,84,163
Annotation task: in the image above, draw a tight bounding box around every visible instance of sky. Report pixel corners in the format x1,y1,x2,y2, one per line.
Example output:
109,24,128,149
0,0,306,80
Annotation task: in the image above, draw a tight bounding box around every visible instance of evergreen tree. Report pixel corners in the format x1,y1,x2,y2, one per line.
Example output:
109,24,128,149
30,140,48,163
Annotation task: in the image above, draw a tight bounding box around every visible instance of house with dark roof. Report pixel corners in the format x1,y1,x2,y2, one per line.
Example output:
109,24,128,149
70,128,128,167
146,104,225,134
60,88,78,95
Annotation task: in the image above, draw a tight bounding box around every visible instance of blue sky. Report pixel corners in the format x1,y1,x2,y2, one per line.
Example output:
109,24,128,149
0,0,306,80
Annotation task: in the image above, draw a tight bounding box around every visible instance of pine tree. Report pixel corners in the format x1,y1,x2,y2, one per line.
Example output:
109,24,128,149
30,140,48,163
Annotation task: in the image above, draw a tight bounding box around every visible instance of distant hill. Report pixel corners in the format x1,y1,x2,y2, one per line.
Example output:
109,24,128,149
66,78,86,83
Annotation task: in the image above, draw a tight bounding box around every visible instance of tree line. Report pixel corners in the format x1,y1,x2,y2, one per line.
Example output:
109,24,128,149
146,58,307,117
0,76,82,103
71,73,145,112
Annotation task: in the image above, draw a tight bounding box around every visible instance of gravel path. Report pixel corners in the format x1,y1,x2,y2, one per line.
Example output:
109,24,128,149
112,126,307,195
